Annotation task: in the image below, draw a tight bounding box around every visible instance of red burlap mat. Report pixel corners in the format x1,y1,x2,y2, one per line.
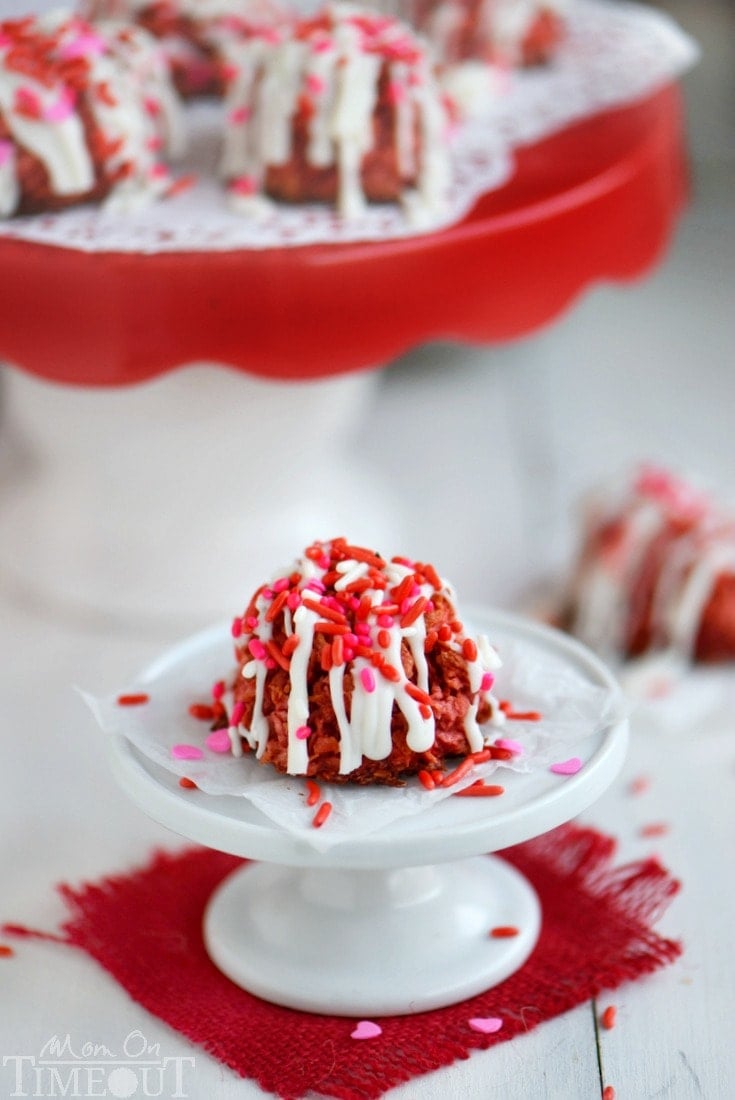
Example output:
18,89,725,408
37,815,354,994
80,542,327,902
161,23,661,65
4,824,681,1100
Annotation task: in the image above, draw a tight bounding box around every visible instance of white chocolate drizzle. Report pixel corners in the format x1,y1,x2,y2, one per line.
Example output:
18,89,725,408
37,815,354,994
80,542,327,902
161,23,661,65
233,539,504,776
220,3,452,221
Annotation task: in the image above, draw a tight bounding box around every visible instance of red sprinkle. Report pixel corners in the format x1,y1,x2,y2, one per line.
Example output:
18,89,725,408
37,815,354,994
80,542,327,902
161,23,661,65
441,758,475,788
377,629,391,649
117,693,149,706
305,779,320,807
188,703,214,721
499,701,542,721
400,595,427,628
0,944,14,958
454,783,505,798
405,682,432,706
602,1087,616,1100
265,639,291,672
303,597,347,624
462,637,478,662
282,634,300,657
640,822,670,838
178,777,198,790
490,926,519,938
417,769,436,790
312,801,333,828
601,1005,617,1030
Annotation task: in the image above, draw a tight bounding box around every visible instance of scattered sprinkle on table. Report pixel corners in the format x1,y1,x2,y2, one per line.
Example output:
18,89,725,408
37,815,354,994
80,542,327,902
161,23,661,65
640,822,670,838
178,777,198,790
630,775,651,795
350,1021,382,1040
468,1017,503,1035
0,944,14,958
601,1004,617,1030
603,1086,616,1100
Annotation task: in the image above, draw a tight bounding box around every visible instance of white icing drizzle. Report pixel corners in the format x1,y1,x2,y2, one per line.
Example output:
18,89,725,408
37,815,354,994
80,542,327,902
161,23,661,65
220,3,451,221
0,11,183,218
233,540,504,776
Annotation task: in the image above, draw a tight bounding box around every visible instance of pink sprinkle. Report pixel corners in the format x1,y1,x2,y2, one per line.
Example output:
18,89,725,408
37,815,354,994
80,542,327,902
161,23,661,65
388,80,406,105
343,646,355,662
273,576,290,592
144,96,161,117
231,617,243,638
287,591,301,611
481,672,495,692
248,638,266,660
212,680,225,700
295,725,311,740
228,105,252,125
172,744,204,761
495,738,523,754
305,73,326,95
245,615,259,629
311,34,334,53
360,667,376,693
205,729,232,753
377,614,394,628
0,141,14,167
44,89,75,123
630,775,650,796
59,31,106,59
150,163,168,180
262,588,274,600
265,658,276,670
550,757,583,776
350,1020,382,1040
231,175,257,196
230,701,245,725
468,1017,503,1035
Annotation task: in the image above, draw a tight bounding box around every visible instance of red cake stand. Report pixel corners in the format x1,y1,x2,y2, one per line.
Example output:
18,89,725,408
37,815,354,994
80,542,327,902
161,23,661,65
0,85,688,627
0,84,686,385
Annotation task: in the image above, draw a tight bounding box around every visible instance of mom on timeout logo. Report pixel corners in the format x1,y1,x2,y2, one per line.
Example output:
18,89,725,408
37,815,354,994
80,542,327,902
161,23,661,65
3,1029,195,1098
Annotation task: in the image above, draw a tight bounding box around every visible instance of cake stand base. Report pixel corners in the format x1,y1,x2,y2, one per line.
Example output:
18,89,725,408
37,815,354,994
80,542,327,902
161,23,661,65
204,857,541,1016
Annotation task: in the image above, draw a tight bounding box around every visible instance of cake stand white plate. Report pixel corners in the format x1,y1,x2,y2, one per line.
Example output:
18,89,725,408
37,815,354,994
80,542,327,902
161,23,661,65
109,609,628,1015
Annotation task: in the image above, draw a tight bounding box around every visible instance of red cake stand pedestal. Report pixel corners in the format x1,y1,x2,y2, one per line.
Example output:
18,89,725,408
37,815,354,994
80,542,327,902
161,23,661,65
0,85,688,626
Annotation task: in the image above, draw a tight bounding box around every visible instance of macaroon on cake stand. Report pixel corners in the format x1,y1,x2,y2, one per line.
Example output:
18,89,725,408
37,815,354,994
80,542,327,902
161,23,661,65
109,609,628,1015
0,82,687,627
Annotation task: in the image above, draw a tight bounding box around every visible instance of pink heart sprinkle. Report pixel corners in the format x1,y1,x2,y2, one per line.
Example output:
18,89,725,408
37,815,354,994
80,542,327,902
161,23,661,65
205,729,232,753
172,744,204,761
495,738,523,754
468,1017,503,1034
350,1020,382,1040
550,757,583,776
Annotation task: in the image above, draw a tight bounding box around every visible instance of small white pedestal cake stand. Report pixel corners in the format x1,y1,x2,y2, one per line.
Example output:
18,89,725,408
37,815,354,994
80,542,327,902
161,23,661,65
109,611,628,1016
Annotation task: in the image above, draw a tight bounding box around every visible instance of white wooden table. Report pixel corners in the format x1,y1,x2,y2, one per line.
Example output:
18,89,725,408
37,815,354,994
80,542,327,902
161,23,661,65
1,2,734,1096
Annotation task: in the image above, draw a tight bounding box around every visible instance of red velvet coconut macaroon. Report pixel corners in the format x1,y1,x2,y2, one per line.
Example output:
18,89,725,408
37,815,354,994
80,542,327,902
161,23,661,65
215,538,505,785
219,3,454,221
0,9,184,217
81,0,284,97
404,0,569,68
563,466,735,664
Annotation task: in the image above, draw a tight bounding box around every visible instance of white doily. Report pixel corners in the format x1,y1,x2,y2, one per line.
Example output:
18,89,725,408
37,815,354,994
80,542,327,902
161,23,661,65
0,0,697,252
